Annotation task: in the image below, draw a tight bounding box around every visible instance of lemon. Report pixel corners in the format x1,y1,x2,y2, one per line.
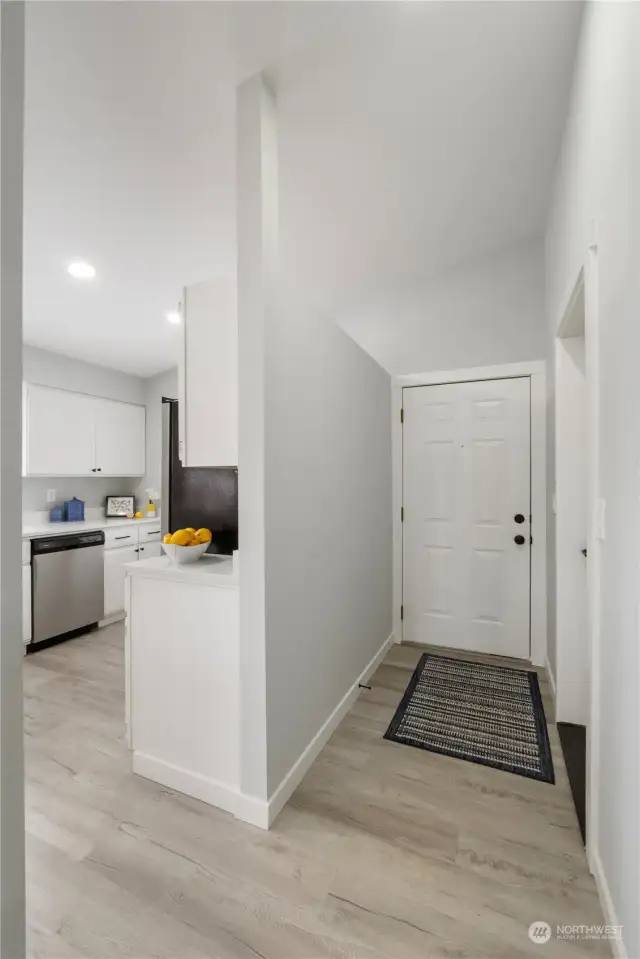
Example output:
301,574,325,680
170,529,191,546
135,511,144,520
195,528,212,544
163,533,172,545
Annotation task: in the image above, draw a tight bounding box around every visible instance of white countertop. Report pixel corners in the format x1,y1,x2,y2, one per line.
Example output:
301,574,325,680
126,553,238,588
22,516,161,540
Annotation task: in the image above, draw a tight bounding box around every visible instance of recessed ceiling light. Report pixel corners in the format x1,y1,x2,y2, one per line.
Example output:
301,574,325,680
67,260,96,280
166,311,181,325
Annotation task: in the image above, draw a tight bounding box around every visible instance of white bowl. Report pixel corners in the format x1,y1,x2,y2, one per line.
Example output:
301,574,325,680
161,541,209,565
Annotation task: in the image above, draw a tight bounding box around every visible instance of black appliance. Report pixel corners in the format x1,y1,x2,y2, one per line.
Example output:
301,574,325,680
161,398,238,554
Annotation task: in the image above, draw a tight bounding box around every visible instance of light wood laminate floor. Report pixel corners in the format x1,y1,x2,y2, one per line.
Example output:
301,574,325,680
25,626,610,959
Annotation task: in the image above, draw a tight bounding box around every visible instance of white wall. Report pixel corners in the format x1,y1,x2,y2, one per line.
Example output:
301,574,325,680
23,344,145,404
546,3,639,953
22,345,147,512
264,289,392,795
0,3,26,953
238,75,392,813
138,366,177,504
339,237,547,375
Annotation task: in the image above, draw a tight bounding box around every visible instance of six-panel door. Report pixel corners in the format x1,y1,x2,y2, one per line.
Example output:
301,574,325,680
402,377,531,659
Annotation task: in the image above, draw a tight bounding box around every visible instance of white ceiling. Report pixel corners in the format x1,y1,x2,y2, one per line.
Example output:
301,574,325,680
23,1,582,378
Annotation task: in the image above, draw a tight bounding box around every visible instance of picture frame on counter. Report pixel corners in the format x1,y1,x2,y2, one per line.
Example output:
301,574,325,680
106,495,135,517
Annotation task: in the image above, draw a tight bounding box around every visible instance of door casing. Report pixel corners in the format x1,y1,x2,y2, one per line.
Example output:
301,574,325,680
392,361,547,667
554,251,601,872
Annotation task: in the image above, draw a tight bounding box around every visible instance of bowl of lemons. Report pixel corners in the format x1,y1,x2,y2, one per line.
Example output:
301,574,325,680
161,527,212,564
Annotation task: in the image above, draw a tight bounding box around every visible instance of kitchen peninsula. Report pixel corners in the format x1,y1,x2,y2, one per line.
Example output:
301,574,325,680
124,553,252,822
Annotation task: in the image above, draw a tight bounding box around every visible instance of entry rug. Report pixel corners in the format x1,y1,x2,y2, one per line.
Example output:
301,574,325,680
384,654,555,783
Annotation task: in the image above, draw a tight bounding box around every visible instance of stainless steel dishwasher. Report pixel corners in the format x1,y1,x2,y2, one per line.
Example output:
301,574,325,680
31,530,105,646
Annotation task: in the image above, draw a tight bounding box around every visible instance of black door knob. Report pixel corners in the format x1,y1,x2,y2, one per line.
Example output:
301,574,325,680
514,534,526,546
514,513,525,524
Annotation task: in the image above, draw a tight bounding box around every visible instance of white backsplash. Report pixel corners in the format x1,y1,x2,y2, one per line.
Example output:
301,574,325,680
23,506,108,526
22,477,142,512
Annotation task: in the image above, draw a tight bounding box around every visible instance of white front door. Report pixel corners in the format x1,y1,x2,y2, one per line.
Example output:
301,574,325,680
402,377,531,659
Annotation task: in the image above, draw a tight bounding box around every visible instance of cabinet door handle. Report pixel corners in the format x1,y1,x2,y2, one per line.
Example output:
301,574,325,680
115,535,130,541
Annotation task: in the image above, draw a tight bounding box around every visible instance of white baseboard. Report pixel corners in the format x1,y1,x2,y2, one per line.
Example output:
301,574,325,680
590,848,627,958
132,752,269,828
545,655,556,702
99,611,125,628
133,632,395,832
266,631,395,827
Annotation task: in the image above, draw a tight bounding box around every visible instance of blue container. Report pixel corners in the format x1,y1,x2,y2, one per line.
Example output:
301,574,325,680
49,507,64,523
63,497,85,522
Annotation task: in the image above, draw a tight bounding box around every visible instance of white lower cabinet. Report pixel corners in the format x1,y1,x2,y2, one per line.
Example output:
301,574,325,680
104,545,139,617
138,542,162,560
104,528,163,618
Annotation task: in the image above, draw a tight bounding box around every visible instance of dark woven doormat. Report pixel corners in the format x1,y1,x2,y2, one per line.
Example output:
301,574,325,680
384,653,555,783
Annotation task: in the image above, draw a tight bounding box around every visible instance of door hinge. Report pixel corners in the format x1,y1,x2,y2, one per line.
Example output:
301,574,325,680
401,507,404,522
400,408,404,424
400,605,404,621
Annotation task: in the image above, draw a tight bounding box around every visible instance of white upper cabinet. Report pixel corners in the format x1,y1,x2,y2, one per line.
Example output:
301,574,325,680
178,277,237,468
24,384,96,476
94,398,146,477
23,383,146,477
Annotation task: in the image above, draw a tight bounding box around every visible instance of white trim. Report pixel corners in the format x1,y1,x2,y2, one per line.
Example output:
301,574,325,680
584,249,601,877
529,369,547,667
132,631,396,832
99,611,125,629
132,752,269,828
589,849,627,959
266,631,396,826
554,251,602,878
393,361,547,665
391,381,403,643
395,360,546,389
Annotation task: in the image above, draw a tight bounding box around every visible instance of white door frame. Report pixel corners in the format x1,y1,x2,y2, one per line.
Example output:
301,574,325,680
554,248,600,869
392,360,547,667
